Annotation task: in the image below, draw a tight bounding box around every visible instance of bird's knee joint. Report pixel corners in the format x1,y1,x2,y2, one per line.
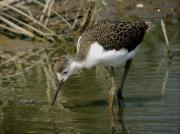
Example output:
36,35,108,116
109,88,116,95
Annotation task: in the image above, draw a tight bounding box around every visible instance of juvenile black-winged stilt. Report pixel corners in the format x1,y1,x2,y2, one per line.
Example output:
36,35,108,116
52,20,151,109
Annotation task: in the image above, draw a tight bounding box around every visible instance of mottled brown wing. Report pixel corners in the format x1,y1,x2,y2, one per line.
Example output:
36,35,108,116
90,22,134,51
78,21,148,60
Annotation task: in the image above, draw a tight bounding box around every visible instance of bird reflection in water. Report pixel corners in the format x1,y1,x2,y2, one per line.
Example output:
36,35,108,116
109,106,131,134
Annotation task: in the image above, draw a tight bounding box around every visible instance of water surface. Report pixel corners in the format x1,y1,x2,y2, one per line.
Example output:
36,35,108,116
0,23,179,134
0,3,180,133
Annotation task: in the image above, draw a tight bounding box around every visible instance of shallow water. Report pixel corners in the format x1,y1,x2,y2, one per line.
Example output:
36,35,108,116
0,22,179,134
0,0,180,132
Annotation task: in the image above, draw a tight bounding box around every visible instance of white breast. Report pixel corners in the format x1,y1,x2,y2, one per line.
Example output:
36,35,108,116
85,42,139,68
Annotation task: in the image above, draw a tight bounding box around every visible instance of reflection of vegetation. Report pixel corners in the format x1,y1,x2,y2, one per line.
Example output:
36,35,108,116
0,1,179,133
158,58,172,96
0,0,107,84
0,46,58,78
0,0,108,111
161,63,171,96
110,107,131,134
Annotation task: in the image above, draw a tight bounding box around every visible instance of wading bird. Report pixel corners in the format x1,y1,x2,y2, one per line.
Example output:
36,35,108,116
52,20,151,109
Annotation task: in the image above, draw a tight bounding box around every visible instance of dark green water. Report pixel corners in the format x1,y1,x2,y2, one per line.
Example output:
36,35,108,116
0,22,179,134
0,0,180,133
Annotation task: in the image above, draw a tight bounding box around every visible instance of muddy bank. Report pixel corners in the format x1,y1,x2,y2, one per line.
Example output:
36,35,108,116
115,0,180,24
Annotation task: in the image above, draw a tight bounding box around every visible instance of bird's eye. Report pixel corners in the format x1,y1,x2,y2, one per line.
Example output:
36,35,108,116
63,71,68,74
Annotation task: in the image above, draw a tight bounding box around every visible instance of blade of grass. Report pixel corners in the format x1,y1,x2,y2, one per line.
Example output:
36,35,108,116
0,0,16,9
39,0,51,23
0,15,35,37
44,0,55,26
161,19,170,48
0,24,21,34
161,19,172,58
2,13,54,41
33,0,72,29
1,3,55,35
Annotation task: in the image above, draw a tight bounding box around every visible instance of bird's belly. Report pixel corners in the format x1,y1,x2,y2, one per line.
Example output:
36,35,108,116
84,42,139,68
99,48,138,66
100,55,129,66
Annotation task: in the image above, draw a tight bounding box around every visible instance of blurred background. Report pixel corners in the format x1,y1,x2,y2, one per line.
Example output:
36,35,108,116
0,0,179,134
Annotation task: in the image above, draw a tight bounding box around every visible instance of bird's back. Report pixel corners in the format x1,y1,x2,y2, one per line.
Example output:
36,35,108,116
77,21,150,60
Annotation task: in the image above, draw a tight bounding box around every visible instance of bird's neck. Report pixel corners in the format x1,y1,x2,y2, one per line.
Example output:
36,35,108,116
69,59,84,73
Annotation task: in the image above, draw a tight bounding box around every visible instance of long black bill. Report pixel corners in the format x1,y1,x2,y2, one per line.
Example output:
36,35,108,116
51,80,63,106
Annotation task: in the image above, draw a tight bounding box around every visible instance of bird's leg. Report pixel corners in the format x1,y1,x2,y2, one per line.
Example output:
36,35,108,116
117,59,132,108
108,67,117,130
108,67,116,111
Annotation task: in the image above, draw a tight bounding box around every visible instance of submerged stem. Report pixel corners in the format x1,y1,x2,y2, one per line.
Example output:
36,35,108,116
161,19,173,59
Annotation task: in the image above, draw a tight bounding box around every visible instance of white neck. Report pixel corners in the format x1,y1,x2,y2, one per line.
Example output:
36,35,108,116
69,60,84,73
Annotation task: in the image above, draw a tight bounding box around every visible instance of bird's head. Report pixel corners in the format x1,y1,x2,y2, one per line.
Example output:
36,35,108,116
54,55,74,82
52,54,82,105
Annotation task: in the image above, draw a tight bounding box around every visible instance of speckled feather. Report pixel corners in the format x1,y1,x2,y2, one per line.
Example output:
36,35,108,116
54,20,150,72
77,20,149,60
54,55,68,73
